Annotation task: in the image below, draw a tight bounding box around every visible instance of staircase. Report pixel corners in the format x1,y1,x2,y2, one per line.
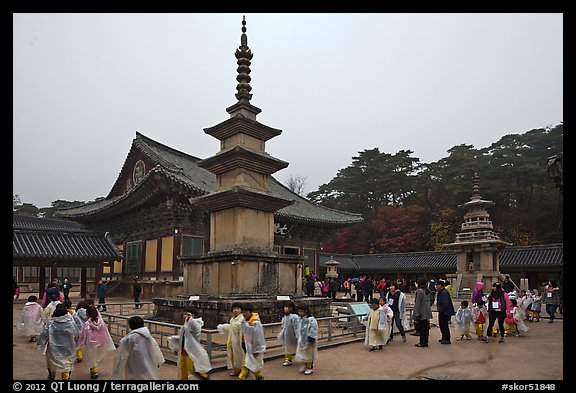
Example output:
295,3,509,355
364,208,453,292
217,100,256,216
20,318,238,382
453,273,483,300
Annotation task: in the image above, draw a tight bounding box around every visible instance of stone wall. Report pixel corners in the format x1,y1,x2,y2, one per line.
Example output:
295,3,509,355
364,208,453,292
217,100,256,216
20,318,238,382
153,295,332,328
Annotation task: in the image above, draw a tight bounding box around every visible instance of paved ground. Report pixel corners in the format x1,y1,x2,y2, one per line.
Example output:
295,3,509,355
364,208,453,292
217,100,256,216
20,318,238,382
13,295,564,381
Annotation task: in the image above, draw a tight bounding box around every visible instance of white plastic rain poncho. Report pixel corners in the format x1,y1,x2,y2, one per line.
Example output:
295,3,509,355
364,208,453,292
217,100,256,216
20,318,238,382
37,314,79,373
241,313,266,372
17,302,44,337
112,326,165,380
73,307,88,331
216,313,245,371
76,317,116,369
513,306,529,333
455,307,474,335
519,293,533,316
169,317,212,376
42,300,62,323
278,313,300,355
295,314,318,363
363,304,393,347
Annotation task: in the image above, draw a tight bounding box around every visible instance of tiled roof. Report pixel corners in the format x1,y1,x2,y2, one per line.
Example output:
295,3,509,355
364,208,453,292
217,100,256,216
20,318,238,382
13,214,87,232
57,132,363,227
319,243,563,273
320,251,456,273
499,243,563,269
318,254,358,271
13,215,120,263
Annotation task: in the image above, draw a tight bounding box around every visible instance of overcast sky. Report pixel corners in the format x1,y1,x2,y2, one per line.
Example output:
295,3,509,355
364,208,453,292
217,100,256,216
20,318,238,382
13,13,563,208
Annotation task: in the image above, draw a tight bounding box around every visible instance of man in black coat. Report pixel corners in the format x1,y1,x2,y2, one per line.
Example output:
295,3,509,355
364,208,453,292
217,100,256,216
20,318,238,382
363,277,374,303
502,275,514,293
435,280,456,344
329,278,340,301
133,277,143,309
305,276,315,297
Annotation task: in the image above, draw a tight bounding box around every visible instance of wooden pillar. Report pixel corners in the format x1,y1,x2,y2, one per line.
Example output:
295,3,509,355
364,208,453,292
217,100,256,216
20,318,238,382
39,266,46,299
95,262,103,283
140,241,147,278
172,232,182,280
50,262,58,283
80,267,87,298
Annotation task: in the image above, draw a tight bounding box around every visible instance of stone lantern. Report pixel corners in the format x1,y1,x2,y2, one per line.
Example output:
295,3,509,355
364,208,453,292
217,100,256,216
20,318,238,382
325,256,340,279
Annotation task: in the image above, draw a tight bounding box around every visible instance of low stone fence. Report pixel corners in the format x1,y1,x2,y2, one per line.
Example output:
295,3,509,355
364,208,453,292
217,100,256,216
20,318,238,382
101,301,415,369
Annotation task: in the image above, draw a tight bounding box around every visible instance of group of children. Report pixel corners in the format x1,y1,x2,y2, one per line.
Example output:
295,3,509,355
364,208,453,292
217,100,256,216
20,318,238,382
217,301,319,379
18,294,118,380
362,297,394,351
18,296,321,381
453,286,542,342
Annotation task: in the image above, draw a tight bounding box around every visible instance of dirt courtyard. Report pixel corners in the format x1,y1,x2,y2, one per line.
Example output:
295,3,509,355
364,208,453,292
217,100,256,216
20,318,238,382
12,297,564,382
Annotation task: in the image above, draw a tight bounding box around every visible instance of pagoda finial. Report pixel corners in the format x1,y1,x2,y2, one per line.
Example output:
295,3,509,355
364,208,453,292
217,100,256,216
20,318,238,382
472,172,481,199
234,15,253,102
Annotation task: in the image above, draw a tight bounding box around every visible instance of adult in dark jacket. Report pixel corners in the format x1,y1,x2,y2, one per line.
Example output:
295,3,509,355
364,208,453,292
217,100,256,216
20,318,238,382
355,280,364,302
43,283,62,308
62,278,73,302
502,275,514,293
428,279,437,306
484,282,507,343
96,279,107,312
329,278,340,301
544,279,561,323
362,277,373,303
413,278,432,347
133,277,143,309
435,280,455,344
385,282,407,343
305,277,315,297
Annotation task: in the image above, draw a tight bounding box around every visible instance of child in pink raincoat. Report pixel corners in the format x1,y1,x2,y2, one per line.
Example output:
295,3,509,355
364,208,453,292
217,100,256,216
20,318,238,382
76,305,116,379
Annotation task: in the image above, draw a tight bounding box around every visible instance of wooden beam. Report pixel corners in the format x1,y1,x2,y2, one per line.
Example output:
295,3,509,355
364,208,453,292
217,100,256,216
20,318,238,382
39,266,46,300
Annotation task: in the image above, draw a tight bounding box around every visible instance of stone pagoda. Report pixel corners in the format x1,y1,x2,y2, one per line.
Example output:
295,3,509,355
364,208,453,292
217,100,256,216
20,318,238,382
153,17,330,327
444,173,511,297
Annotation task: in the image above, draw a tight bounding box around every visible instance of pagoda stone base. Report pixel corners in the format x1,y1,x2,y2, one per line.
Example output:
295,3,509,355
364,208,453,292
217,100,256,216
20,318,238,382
180,250,305,296
447,271,502,299
152,295,332,328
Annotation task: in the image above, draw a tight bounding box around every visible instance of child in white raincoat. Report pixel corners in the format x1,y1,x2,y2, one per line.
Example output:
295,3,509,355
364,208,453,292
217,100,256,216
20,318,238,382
168,306,212,380
363,298,390,351
504,298,529,336
112,316,165,380
378,296,394,343
295,303,318,375
42,294,62,324
76,305,116,379
238,303,266,380
455,300,474,340
17,295,44,342
37,306,79,380
529,290,542,322
216,302,245,376
278,300,300,366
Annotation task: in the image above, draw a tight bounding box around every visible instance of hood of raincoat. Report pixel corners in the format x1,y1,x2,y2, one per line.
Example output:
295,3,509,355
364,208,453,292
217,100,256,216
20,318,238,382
475,282,484,291
53,314,72,323
87,318,104,330
130,326,152,339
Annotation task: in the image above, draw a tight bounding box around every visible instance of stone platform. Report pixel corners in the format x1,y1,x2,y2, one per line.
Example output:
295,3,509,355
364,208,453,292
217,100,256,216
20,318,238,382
153,294,332,328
